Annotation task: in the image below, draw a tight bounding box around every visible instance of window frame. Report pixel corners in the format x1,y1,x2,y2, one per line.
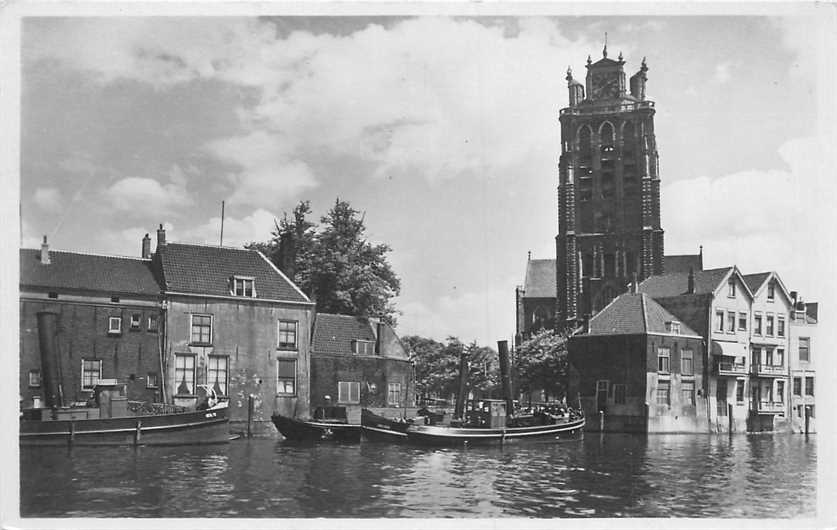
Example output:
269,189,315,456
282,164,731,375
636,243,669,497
146,372,159,389
805,376,814,397
754,313,763,335
728,279,736,298
352,339,376,355
793,377,802,396
276,358,297,396
28,369,41,388
189,314,213,346
656,380,671,406
777,316,785,337
108,316,122,335
613,383,627,405
129,313,141,330
798,337,810,362
726,311,736,334
715,310,725,332
681,349,694,376
338,381,361,404
174,354,197,396
736,378,745,404
738,312,748,331
657,347,671,374
387,382,402,406
147,315,158,332
681,380,696,406
767,283,775,301
81,359,102,391
766,314,774,336
231,275,256,298
277,320,298,350
207,355,230,396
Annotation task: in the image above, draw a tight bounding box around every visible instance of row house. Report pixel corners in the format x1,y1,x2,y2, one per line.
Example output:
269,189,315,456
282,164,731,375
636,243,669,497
789,294,817,433
151,227,314,433
19,237,164,409
568,287,706,433
309,313,416,424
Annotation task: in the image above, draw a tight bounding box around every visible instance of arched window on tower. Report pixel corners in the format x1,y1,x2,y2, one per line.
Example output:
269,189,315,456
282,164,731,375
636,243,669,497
622,121,635,159
578,125,593,155
600,122,615,156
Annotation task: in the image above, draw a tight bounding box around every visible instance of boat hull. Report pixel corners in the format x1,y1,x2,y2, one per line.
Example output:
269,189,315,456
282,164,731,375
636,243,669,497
20,407,230,446
271,414,361,442
405,417,585,446
360,409,411,442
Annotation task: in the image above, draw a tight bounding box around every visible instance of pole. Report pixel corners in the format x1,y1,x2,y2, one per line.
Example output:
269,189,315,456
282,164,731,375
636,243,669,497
497,340,514,416
247,394,254,438
219,200,225,246
804,405,810,435
454,351,469,419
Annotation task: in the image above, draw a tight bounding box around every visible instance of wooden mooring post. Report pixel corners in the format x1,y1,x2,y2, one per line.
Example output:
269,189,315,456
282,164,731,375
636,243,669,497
247,395,255,438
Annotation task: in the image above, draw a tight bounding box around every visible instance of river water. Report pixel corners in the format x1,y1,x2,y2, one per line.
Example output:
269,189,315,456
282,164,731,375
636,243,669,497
20,433,816,518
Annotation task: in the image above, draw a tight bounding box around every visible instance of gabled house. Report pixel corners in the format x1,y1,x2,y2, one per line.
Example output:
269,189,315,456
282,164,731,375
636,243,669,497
19,237,164,409
788,292,817,433
309,313,415,423
152,227,314,432
568,286,705,432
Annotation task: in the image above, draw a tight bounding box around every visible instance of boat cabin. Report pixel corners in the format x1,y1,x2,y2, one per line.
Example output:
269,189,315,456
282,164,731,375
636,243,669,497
463,399,508,428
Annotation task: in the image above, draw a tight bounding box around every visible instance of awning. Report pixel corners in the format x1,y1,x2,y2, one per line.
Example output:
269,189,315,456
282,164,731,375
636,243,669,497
711,340,746,361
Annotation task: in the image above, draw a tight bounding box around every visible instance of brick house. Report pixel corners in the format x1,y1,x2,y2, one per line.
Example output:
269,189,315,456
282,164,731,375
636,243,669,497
152,227,314,433
568,287,705,433
788,293,817,433
309,313,415,423
19,237,163,409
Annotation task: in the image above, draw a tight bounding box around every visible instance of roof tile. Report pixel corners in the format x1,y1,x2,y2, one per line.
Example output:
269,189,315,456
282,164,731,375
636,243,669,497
20,249,160,295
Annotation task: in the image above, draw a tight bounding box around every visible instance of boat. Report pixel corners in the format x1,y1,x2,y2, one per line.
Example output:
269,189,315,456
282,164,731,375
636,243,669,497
271,406,361,442
20,384,231,447
360,409,412,441
404,399,585,446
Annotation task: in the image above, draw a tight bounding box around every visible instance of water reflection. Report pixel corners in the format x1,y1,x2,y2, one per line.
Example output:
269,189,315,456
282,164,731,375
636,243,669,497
20,434,816,518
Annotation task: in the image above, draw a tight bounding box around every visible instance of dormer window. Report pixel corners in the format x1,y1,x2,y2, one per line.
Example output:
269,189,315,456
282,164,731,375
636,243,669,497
352,340,376,355
666,321,681,334
231,276,255,297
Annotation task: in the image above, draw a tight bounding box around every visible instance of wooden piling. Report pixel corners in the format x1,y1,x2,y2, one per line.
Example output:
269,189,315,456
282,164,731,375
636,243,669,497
247,395,254,438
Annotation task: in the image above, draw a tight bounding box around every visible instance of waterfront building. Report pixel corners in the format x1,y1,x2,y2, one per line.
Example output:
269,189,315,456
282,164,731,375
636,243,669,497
789,292,817,433
19,237,163,408
568,286,706,432
742,272,792,432
309,313,416,423
151,226,315,433
556,48,664,330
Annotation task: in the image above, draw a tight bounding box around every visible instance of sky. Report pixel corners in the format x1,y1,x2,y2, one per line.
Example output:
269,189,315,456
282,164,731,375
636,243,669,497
14,8,837,347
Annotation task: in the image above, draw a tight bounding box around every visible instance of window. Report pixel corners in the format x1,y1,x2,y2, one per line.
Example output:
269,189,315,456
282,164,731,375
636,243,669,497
656,380,670,406
110,296,120,303
657,347,670,373
277,320,298,349
147,315,158,332
613,384,627,404
805,376,814,396
715,311,724,332
28,369,41,387
777,317,785,337
666,321,680,334
681,381,695,406
352,340,376,355
728,279,736,297
174,354,196,395
48,292,58,299
108,316,122,335
277,359,296,395
208,356,229,396
232,276,255,297
798,337,810,362
387,383,402,406
338,381,361,404
738,312,747,331
776,380,785,403
190,314,212,345
130,314,141,330
681,349,694,375
793,377,802,396
775,349,784,367
81,359,102,391
727,312,735,333
736,379,745,404
754,314,763,335
766,314,774,336
767,283,775,300
146,372,158,389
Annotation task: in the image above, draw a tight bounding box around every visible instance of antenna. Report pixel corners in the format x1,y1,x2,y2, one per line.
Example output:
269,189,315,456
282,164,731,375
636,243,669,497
220,200,225,246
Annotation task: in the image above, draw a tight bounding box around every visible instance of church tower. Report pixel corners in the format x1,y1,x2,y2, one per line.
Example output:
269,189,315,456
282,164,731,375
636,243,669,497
556,45,664,329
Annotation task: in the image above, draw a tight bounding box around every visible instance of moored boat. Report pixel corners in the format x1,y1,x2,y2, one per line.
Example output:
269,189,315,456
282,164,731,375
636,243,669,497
360,409,412,441
272,406,361,442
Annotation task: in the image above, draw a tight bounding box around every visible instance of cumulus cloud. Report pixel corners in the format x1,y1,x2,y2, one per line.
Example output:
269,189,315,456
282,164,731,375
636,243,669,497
173,208,279,248
712,62,732,84
33,187,62,211
102,176,193,216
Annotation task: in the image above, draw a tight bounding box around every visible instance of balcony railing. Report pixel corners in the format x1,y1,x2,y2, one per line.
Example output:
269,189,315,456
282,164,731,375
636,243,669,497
752,364,786,377
560,101,655,116
716,361,747,376
756,401,785,414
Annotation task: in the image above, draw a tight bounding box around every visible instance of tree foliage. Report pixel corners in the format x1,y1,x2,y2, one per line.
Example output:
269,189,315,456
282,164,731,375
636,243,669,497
248,199,401,324
514,329,569,401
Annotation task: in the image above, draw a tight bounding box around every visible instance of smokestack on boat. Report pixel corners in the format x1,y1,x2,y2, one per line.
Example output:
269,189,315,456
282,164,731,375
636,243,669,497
497,340,514,415
36,311,63,408
454,350,469,420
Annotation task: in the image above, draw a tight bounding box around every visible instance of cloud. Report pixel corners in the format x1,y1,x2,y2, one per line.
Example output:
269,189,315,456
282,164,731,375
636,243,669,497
33,187,62,211
102,176,193,216
172,209,279,248
712,62,732,84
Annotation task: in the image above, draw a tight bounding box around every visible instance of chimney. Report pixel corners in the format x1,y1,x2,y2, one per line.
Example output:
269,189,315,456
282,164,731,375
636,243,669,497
687,268,695,294
631,272,639,294
375,321,385,355
790,291,798,307
141,233,151,259
40,235,50,265
156,224,166,248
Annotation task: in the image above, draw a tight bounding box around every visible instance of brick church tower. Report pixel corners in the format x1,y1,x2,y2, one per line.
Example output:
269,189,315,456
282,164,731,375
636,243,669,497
556,45,664,329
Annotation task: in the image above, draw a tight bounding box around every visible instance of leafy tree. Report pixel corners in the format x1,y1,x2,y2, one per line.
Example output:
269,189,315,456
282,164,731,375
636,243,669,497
249,199,401,324
514,329,569,402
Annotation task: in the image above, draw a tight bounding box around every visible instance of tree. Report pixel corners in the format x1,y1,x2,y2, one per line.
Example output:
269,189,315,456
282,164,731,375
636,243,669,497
249,199,401,324
514,329,569,402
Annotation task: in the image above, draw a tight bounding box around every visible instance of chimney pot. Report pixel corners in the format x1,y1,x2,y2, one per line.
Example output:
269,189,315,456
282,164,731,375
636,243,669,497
156,224,167,248
40,235,50,265
141,233,151,259
687,268,695,294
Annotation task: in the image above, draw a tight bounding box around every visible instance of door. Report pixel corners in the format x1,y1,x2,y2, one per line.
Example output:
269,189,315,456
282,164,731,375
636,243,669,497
596,380,609,413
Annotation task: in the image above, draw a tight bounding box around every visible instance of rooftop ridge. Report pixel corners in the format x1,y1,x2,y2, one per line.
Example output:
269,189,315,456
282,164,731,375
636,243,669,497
21,248,152,262
164,241,256,252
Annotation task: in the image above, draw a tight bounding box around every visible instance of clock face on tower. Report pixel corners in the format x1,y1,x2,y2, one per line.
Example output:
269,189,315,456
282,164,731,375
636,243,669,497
591,72,620,100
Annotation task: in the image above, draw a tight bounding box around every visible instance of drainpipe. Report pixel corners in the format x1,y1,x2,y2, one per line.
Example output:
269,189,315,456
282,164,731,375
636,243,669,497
158,300,167,404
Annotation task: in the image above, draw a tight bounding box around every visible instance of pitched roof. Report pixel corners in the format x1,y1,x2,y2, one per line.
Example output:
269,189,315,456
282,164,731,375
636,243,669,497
312,313,379,355
156,243,309,303
742,272,771,294
586,292,699,336
20,249,161,295
664,254,703,274
523,259,557,299
638,267,734,298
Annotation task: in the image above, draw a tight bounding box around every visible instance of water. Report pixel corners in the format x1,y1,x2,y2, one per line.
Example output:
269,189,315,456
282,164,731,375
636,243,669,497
20,434,816,518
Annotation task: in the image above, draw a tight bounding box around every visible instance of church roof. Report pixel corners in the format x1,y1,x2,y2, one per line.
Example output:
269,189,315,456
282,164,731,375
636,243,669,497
664,253,703,274
523,259,557,299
